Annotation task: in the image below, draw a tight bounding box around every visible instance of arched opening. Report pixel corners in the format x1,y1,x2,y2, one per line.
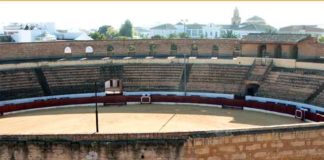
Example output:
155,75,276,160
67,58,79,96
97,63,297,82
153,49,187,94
245,83,260,96
191,44,198,56
64,47,72,54
107,45,114,56
170,43,177,55
274,45,282,58
292,45,298,59
257,44,266,57
149,43,157,56
128,44,136,56
85,46,94,54
212,44,219,57
233,44,241,57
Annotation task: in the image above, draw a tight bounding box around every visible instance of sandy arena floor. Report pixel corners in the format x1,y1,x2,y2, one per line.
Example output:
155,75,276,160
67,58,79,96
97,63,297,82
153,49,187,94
0,104,303,134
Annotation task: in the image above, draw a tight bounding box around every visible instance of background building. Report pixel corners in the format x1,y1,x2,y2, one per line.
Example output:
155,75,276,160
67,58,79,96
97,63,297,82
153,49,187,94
279,25,324,37
2,22,92,42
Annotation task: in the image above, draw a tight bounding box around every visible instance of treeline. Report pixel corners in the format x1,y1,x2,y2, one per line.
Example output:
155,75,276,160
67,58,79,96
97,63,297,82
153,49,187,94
89,20,134,40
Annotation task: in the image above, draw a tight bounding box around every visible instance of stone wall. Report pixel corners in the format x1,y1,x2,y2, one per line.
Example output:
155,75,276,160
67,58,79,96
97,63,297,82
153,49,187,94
0,39,239,60
298,37,324,59
0,123,323,160
0,38,322,61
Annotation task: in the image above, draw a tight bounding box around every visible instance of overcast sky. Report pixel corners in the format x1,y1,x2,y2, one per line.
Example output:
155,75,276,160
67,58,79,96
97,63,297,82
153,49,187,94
0,1,324,30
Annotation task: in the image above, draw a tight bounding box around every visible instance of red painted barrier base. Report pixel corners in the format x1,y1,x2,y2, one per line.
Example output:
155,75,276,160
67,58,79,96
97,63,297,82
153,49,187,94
1,95,323,122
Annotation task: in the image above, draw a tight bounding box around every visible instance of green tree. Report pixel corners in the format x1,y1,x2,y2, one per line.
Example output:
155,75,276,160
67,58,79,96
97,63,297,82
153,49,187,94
89,31,105,40
319,36,324,43
119,19,133,38
168,33,179,39
221,30,238,38
115,36,130,40
106,27,119,39
98,25,110,35
178,32,189,38
151,35,165,39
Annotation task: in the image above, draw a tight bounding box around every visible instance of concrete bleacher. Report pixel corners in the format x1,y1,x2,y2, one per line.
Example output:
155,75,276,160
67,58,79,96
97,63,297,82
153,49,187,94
187,64,250,94
312,91,324,107
0,69,43,100
257,68,324,104
122,64,184,91
42,66,102,95
0,59,323,109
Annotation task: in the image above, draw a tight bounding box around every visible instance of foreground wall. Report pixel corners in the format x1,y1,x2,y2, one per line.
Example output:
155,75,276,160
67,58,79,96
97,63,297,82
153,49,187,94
0,39,239,60
298,38,324,59
0,123,323,160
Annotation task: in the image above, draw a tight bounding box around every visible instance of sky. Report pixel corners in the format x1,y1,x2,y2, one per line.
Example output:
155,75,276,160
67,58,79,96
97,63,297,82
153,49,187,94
0,1,324,31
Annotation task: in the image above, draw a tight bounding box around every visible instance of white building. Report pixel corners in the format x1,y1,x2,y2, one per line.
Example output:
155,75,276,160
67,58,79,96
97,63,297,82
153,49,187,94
220,10,276,38
185,23,205,38
3,22,92,42
279,25,324,37
150,23,177,37
3,22,57,42
56,32,93,41
203,23,222,39
149,22,221,39
134,27,150,38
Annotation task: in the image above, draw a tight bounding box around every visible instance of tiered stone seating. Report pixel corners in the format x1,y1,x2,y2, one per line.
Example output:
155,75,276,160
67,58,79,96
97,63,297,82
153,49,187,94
123,64,183,91
312,91,324,107
187,64,250,94
257,69,324,103
0,69,43,100
43,66,101,95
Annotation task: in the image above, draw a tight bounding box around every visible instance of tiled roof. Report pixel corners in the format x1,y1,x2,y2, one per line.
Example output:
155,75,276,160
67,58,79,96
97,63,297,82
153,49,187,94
242,33,311,43
238,24,275,32
135,27,149,32
186,23,205,29
279,25,324,33
150,24,176,30
247,16,264,21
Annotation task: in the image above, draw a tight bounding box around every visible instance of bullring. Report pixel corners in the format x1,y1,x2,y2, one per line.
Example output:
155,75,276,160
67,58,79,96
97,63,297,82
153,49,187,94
0,34,323,159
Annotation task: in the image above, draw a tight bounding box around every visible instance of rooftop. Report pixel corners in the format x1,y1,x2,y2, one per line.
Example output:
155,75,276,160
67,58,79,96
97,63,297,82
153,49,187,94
186,23,205,29
238,24,275,32
242,33,311,43
279,25,324,33
150,24,176,30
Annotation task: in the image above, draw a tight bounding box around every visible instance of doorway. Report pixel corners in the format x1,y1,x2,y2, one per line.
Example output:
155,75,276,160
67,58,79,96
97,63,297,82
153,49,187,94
258,44,266,57
245,83,260,96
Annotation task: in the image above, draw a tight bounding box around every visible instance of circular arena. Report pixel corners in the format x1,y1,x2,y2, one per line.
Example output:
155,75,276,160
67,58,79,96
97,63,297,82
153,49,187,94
0,104,302,134
0,37,324,159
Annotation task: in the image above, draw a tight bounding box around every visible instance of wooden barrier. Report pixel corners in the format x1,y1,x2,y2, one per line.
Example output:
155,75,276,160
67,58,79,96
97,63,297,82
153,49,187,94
1,95,323,122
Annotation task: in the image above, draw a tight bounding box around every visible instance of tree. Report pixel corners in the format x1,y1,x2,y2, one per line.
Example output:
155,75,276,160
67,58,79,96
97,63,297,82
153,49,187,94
168,33,179,39
319,36,324,43
115,36,130,40
221,30,238,38
89,31,105,40
119,19,133,38
98,25,110,35
151,35,164,39
106,27,119,39
178,32,189,38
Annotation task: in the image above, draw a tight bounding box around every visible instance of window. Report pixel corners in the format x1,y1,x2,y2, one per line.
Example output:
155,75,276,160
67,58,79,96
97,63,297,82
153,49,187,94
85,46,94,54
192,30,197,36
107,45,114,52
64,47,72,54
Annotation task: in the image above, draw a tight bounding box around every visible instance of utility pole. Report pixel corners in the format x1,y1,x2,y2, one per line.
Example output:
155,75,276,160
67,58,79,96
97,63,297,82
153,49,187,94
95,82,99,133
181,19,188,38
184,53,187,96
